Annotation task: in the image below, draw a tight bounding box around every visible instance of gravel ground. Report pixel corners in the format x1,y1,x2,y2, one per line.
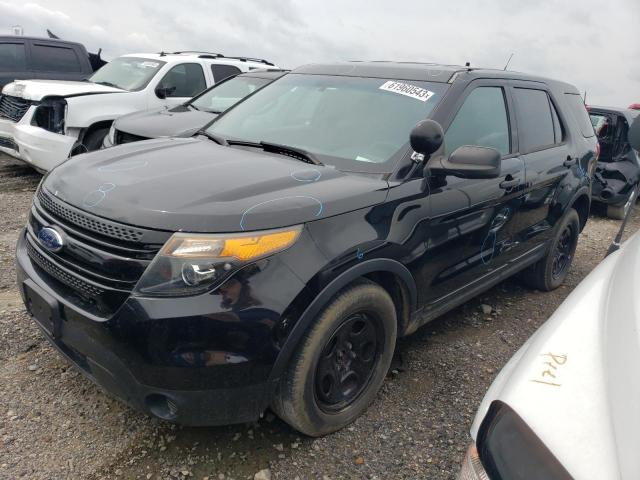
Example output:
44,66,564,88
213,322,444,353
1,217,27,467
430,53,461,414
1,152,638,480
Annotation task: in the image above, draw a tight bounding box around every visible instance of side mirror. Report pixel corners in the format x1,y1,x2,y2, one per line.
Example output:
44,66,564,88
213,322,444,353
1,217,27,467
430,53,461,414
629,116,640,151
410,119,444,157
155,85,176,99
430,146,502,179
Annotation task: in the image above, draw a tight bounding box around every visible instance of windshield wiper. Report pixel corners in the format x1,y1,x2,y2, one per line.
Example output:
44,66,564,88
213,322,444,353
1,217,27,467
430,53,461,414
201,136,323,165
197,130,228,146
225,140,323,165
261,141,323,166
95,81,120,89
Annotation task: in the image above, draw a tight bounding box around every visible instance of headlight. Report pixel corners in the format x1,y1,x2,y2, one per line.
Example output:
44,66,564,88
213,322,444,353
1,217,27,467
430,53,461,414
32,97,66,134
474,401,572,480
134,225,302,297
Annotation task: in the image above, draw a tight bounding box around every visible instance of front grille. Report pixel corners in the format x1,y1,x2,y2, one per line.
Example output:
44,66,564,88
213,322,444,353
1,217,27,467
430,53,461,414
115,129,149,145
38,189,144,243
26,241,105,298
0,136,18,151
28,187,171,317
0,94,32,122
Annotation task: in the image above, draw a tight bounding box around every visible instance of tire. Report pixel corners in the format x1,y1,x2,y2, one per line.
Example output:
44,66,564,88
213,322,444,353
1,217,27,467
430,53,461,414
606,188,636,220
521,208,580,291
83,127,110,152
272,280,397,437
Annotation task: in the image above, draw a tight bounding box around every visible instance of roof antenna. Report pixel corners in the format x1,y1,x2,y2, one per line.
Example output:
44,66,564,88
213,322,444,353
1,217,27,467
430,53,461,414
465,62,471,68
503,53,514,70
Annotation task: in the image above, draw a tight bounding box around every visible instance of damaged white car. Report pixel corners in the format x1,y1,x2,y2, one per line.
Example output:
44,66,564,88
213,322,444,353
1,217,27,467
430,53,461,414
459,117,640,479
0,52,276,172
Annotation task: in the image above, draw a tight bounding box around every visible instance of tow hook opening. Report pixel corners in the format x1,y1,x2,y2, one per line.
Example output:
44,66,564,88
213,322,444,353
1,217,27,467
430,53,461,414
145,393,179,420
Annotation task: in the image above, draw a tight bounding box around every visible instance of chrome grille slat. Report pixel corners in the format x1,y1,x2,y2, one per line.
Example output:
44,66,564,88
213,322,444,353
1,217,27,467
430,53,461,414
0,94,32,122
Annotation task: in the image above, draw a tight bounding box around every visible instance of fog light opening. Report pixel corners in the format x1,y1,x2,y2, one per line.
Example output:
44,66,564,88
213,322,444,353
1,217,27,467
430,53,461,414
145,393,179,420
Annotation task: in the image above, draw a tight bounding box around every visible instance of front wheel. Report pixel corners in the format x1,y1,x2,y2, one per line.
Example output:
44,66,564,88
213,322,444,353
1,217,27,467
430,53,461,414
521,208,580,291
272,280,397,436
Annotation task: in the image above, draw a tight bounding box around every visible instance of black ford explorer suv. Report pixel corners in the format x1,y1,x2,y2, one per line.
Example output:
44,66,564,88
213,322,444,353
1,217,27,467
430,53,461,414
17,62,597,436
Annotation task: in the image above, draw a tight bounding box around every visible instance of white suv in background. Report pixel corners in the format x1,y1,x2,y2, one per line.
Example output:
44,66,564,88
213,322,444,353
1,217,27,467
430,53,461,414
0,52,276,172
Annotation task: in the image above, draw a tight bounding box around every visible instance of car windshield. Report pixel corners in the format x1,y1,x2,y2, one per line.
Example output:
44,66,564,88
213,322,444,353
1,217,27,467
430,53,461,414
190,75,272,113
206,74,448,172
89,57,166,91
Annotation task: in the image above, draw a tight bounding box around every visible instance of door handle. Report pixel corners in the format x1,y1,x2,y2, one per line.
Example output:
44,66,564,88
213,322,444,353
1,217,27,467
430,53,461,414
499,176,521,189
563,156,577,167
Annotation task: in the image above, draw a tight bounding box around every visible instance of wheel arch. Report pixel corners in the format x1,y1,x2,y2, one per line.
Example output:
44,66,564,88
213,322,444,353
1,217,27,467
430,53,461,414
71,120,113,155
267,258,417,389
569,189,591,231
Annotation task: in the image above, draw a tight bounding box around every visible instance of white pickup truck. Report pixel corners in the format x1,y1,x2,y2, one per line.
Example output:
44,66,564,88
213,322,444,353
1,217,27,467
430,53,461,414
0,52,276,172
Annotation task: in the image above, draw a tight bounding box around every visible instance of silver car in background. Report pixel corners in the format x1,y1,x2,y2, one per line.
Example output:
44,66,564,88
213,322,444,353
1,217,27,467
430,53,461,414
459,117,640,479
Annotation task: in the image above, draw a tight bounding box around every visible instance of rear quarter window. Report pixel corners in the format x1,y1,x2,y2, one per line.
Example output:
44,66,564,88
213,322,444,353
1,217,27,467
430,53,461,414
564,93,595,138
211,64,242,83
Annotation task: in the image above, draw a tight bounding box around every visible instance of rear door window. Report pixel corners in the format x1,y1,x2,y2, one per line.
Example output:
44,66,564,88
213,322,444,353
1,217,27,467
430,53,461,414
564,93,595,138
31,43,81,72
445,86,510,156
159,63,206,97
211,64,241,83
513,88,556,152
0,42,26,72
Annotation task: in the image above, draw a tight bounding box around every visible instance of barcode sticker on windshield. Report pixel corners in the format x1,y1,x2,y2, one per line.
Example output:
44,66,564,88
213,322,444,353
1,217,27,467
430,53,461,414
379,81,434,102
141,61,160,68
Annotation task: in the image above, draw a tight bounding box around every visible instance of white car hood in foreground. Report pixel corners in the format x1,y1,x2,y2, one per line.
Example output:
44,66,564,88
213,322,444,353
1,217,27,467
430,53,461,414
471,230,640,479
2,79,123,101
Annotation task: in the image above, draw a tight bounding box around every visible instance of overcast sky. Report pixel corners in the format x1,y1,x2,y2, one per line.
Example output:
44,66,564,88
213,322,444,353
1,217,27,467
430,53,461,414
1,0,638,106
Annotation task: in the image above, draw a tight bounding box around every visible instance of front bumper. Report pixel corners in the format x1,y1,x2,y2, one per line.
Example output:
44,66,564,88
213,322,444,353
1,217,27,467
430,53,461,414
0,109,76,172
15,229,297,425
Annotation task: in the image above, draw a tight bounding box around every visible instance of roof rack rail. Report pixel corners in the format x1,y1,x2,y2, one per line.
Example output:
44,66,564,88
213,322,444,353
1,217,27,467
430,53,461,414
156,51,274,65
226,56,275,66
159,51,224,57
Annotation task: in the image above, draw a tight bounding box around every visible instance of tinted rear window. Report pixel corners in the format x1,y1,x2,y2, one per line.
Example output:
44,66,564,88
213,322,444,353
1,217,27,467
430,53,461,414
564,93,595,137
0,42,26,72
31,44,81,72
513,88,555,152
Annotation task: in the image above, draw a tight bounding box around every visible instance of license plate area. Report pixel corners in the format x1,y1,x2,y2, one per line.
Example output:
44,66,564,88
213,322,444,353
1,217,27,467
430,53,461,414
24,280,61,338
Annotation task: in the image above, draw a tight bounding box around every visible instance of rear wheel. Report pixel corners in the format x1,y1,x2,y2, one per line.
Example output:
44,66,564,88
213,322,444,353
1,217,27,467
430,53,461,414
606,187,636,220
272,280,397,436
521,209,580,291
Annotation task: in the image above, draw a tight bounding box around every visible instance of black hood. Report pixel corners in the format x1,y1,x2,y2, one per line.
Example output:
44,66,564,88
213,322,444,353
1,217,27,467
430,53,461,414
114,106,216,139
43,138,389,233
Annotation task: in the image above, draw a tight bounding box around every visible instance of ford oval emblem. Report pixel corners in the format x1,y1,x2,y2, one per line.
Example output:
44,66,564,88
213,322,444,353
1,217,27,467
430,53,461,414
37,227,65,253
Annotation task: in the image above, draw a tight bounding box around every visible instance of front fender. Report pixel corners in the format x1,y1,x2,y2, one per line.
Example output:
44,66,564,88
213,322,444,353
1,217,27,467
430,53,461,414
65,92,146,128
267,258,417,388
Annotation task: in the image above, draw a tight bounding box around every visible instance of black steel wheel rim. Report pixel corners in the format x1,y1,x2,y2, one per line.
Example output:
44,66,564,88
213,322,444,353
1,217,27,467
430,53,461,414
314,312,382,413
552,224,575,279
